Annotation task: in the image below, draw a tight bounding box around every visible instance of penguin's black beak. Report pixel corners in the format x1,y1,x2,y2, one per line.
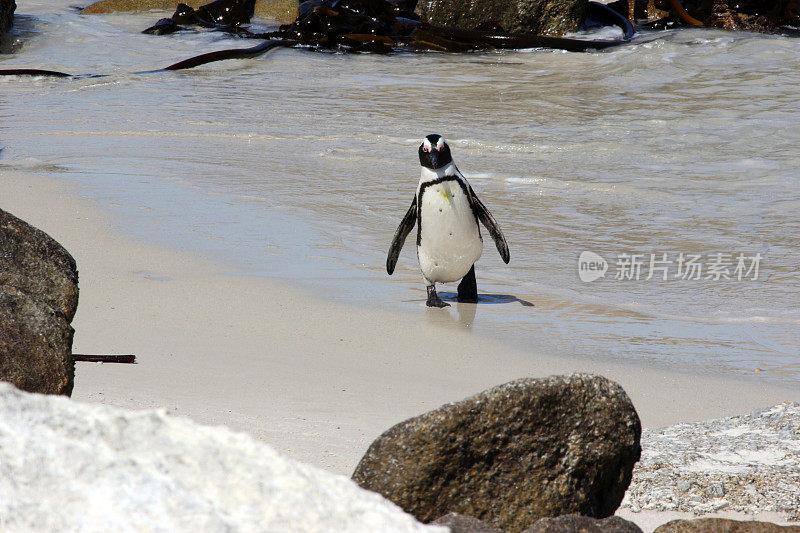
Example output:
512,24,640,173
428,147,442,169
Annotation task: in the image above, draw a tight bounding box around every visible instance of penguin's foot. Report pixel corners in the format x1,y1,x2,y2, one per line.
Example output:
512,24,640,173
457,265,478,303
426,285,449,308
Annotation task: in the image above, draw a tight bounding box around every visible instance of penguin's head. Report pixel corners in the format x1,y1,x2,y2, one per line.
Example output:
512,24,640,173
419,134,452,170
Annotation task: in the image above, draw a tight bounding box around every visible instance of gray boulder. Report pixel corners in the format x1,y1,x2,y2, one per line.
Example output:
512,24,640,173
0,208,78,395
0,0,14,35
654,518,800,533
0,208,79,321
415,0,588,37
522,513,643,532
352,374,641,533
0,287,75,395
432,513,503,533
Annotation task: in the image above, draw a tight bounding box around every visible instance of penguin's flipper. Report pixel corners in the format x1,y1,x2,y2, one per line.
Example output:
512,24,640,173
387,197,417,275
469,188,510,264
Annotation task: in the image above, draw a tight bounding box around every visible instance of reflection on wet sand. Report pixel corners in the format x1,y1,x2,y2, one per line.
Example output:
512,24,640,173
426,301,478,329
423,291,535,329
439,291,535,307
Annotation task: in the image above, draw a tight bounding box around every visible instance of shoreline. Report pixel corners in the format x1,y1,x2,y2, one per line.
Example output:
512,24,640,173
3,172,800,530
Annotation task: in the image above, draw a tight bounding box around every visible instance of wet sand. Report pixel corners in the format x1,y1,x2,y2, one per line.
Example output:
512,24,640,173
3,173,799,530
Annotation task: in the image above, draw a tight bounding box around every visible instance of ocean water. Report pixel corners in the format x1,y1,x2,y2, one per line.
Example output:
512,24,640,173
2,0,799,384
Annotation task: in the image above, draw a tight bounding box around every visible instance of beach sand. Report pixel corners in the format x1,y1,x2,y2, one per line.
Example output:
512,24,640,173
3,172,799,530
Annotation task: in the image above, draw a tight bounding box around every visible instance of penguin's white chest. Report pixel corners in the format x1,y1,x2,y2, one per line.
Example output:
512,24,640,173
417,180,483,284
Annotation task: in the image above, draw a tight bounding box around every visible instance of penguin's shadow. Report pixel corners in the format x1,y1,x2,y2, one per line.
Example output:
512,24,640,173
437,292,535,307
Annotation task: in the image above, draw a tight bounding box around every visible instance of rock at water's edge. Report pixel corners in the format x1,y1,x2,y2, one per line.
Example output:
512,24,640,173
654,518,800,532
352,373,642,533
522,513,644,532
0,208,78,395
416,0,588,37
0,0,14,34
82,0,298,23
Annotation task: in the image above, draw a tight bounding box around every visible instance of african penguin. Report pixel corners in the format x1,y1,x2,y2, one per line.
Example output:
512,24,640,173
387,134,510,308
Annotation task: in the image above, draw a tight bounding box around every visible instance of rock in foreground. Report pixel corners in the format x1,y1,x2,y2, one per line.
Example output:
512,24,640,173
622,402,800,520
352,374,642,533
523,513,643,532
415,0,588,36
0,208,78,396
654,518,800,532
432,513,503,533
0,383,444,532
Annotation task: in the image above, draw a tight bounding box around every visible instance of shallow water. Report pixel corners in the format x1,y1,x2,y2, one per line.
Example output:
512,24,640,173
2,0,799,383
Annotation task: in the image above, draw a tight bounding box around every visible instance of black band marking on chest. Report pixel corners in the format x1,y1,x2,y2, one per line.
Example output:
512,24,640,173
416,176,479,246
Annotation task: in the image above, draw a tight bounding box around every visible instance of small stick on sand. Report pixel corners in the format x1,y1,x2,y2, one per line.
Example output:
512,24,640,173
73,354,137,364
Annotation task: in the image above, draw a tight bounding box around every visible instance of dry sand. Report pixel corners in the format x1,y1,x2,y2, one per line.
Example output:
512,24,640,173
3,172,799,531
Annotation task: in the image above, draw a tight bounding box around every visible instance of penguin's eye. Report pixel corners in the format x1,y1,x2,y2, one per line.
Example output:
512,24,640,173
422,144,430,152
436,140,445,150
